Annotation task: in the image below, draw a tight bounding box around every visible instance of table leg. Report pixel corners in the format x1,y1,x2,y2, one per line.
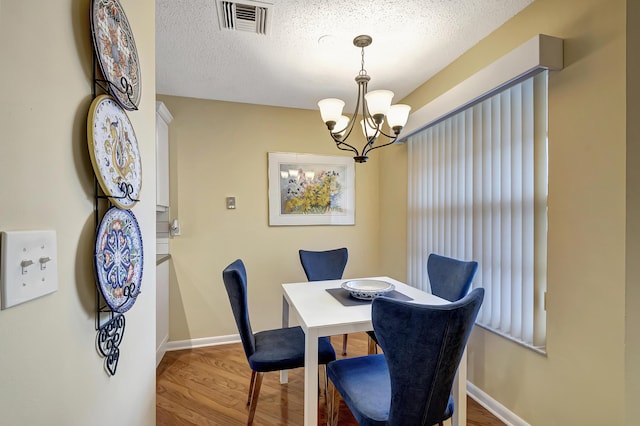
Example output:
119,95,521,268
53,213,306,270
304,328,319,426
280,296,290,384
282,295,290,328
451,347,467,426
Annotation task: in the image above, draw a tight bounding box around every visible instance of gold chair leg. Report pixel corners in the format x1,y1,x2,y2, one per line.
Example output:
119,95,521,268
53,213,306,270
247,372,263,426
342,333,348,356
367,335,378,355
328,378,341,426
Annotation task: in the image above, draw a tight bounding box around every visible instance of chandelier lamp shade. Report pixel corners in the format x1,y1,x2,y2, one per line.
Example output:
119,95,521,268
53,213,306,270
318,35,411,163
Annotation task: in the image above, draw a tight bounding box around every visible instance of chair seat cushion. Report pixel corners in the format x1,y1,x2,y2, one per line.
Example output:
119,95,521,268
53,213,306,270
327,354,390,426
249,326,335,372
327,354,454,426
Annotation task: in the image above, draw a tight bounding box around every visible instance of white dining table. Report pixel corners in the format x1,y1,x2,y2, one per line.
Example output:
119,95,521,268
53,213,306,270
281,276,468,426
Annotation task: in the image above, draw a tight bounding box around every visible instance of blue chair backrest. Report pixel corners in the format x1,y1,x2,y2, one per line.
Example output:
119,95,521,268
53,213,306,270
427,253,478,302
222,259,256,360
372,288,484,425
299,247,348,281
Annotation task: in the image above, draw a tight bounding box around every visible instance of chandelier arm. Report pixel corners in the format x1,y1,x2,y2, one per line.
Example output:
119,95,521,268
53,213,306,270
363,114,376,125
329,77,367,155
355,78,365,115
361,123,375,141
358,80,378,143
361,118,383,149
331,136,359,155
362,136,399,156
339,128,357,144
337,144,359,154
375,127,399,139
363,101,375,125
361,120,380,143
338,114,358,142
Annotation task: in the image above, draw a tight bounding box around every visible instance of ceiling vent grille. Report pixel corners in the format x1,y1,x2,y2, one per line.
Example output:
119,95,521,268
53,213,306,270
216,0,272,35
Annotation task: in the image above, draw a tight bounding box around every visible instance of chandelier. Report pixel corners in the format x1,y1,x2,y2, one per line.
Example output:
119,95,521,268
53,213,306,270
317,35,411,163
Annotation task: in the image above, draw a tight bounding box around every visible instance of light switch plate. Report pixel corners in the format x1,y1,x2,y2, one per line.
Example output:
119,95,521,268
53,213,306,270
226,196,236,209
1,230,58,309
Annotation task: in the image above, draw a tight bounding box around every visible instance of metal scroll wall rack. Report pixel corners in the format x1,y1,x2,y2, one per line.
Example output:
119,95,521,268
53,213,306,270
92,56,140,376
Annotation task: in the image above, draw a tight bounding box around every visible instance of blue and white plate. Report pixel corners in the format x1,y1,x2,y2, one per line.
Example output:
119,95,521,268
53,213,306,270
95,207,144,312
341,279,394,300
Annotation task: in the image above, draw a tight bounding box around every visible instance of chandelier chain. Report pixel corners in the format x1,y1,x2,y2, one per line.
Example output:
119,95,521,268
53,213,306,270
359,46,367,77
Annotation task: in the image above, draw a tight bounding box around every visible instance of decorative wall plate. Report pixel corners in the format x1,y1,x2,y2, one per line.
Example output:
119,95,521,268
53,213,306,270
90,0,141,110
95,207,144,313
88,95,142,209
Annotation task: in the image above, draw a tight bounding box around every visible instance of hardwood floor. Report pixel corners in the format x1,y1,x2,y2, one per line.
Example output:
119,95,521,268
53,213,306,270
157,332,504,426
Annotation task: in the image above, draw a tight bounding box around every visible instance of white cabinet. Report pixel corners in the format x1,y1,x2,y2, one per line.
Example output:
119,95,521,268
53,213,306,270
156,102,173,211
156,102,173,367
156,259,170,366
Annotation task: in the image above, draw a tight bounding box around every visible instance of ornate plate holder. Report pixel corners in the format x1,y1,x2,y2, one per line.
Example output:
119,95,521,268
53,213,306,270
88,0,143,376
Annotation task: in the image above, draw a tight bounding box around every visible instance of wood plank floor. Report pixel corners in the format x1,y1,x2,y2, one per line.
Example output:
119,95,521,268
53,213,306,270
157,332,505,426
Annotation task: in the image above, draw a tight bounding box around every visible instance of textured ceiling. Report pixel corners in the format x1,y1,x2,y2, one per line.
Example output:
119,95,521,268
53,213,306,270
156,0,533,112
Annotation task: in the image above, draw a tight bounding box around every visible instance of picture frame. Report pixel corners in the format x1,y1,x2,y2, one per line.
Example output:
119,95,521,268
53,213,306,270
268,152,355,226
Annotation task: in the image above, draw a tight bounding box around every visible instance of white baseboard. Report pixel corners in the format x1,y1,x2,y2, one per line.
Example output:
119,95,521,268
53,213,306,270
467,382,530,426
164,334,241,352
156,335,168,367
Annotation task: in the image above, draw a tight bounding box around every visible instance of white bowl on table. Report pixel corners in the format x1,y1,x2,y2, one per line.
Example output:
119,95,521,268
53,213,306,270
341,279,395,300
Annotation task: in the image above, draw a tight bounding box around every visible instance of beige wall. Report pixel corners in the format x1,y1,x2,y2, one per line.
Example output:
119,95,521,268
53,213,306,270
625,1,640,423
157,95,390,339
0,1,157,424
158,0,638,424
12,0,638,424
381,0,635,424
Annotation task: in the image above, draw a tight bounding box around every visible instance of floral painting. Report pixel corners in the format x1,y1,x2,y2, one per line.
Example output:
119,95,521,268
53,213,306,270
269,153,355,226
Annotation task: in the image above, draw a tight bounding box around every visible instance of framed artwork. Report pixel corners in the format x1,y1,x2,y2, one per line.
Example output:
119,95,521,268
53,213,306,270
268,152,355,226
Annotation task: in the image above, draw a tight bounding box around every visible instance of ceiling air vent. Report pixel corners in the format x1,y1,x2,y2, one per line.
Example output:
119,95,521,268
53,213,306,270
216,0,272,35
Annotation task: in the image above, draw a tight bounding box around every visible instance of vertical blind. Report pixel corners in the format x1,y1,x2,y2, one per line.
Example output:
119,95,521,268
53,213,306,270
407,72,548,349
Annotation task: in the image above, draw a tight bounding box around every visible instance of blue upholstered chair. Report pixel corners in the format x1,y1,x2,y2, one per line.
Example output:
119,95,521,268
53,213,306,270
299,247,350,355
367,253,478,354
327,288,485,426
222,259,337,426
426,253,478,302
299,247,348,281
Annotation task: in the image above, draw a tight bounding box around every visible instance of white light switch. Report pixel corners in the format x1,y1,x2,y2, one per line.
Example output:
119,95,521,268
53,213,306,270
1,230,58,309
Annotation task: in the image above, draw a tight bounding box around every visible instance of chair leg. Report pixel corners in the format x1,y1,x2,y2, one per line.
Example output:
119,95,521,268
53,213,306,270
367,335,378,355
247,372,263,426
328,378,341,426
318,365,324,397
319,365,330,419
247,370,257,406
342,333,348,356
